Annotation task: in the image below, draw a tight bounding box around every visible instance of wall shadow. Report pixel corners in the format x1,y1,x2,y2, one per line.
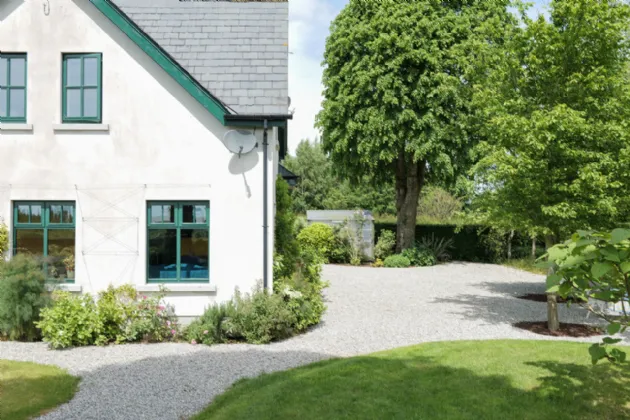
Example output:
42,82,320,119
0,0,22,22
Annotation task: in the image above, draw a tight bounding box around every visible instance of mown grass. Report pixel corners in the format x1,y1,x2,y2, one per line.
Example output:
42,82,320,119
195,340,630,420
0,360,79,420
503,258,548,275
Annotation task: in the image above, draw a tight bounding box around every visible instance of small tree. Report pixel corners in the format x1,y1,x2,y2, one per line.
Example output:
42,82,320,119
544,228,630,364
275,177,299,279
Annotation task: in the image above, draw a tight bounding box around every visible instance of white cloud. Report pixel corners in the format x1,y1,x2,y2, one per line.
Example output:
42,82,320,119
288,0,343,153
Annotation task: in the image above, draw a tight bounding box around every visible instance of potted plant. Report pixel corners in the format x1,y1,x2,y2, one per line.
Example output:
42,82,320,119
63,254,75,279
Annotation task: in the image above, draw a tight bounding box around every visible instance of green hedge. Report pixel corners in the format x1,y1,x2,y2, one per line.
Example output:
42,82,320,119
374,224,544,263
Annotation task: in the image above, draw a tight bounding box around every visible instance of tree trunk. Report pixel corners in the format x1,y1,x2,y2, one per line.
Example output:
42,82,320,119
395,153,425,252
507,230,514,260
545,234,560,331
531,237,536,259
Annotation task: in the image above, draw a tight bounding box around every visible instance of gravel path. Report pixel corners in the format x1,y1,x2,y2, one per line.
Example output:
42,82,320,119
0,263,624,420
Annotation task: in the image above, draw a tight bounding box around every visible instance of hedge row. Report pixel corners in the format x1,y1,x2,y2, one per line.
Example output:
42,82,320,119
374,224,544,263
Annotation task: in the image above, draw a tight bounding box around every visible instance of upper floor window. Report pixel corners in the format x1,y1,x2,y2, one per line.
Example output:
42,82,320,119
0,53,27,123
62,53,102,123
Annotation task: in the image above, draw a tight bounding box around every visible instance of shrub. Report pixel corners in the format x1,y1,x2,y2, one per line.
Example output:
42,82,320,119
401,247,437,267
37,292,102,349
0,222,8,256
185,301,235,345
375,230,396,260
297,223,336,261
96,284,138,344
373,258,384,267
417,186,463,223
383,254,411,268
0,255,49,341
117,288,179,344
225,284,297,344
275,177,300,279
418,234,454,262
329,225,351,263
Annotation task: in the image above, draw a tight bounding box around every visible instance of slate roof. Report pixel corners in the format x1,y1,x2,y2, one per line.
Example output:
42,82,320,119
114,0,289,115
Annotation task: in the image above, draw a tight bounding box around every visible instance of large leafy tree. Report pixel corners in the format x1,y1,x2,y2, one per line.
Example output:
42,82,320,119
473,0,630,329
317,0,515,251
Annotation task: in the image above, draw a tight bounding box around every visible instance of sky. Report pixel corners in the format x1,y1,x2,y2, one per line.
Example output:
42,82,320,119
286,0,549,153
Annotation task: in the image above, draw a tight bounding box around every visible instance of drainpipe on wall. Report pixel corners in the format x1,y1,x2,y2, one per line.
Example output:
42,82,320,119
262,119,269,291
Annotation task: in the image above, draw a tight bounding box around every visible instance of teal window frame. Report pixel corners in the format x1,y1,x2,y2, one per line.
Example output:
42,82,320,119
0,53,27,123
147,201,210,283
12,201,76,284
62,53,102,123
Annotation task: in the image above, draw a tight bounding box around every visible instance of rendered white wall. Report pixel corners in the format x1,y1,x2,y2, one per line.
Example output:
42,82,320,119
0,0,278,317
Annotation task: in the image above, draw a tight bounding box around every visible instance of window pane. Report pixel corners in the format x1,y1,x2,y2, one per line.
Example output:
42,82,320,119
62,205,74,224
84,57,98,86
151,205,163,223
9,88,25,118
83,88,97,117
30,205,42,223
0,88,6,117
195,205,207,224
148,230,178,279
66,58,82,87
180,229,209,279
9,58,25,86
66,89,81,117
15,229,44,255
163,205,174,223
47,229,75,280
17,205,30,223
182,205,194,223
50,205,62,223
0,58,6,86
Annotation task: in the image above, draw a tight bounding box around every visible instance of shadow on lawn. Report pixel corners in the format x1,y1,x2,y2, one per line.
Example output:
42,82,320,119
198,352,630,420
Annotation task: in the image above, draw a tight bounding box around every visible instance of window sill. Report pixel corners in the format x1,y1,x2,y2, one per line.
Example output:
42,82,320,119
45,284,82,293
137,284,216,293
53,123,109,132
0,123,33,131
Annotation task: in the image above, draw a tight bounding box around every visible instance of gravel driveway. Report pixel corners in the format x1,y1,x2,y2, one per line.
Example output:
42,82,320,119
0,263,621,420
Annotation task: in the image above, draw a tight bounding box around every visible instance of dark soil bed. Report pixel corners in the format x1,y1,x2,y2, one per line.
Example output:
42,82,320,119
513,321,602,337
517,293,585,304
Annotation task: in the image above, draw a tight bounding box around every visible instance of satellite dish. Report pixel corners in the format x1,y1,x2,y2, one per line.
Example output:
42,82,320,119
224,130,257,158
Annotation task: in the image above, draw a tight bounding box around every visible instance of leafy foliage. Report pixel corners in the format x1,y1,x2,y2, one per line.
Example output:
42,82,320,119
275,177,300,279
185,301,235,345
297,223,336,262
418,234,454,262
383,255,412,268
225,285,297,344
418,187,464,223
37,285,179,349
401,246,437,267
544,228,630,364
473,0,630,240
375,230,396,260
317,0,515,249
0,255,49,341
0,221,8,256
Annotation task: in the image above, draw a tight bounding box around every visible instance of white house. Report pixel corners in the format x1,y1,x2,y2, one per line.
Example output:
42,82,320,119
0,0,291,319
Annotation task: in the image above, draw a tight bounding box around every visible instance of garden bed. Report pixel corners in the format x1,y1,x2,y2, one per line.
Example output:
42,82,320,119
513,321,602,337
517,293,585,304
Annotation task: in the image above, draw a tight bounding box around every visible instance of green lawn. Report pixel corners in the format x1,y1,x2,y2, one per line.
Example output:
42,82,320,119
503,258,548,275
195,340,630,420
0,360,79,420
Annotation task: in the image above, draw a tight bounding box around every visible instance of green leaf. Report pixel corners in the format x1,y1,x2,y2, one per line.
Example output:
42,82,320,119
611,229,630,245
603,337,623,345
591,262,614,279
575,238,596,248
577,230,594,238
546,285,560,294
546,273,562,288
547,246,568,262
589,343,608,365
620,262,630,274
601,246,621,262
607,323,622,335
610,348,627,364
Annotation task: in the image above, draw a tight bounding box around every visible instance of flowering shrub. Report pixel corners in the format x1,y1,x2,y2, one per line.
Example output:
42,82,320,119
185,301,235,345
37,285,179,349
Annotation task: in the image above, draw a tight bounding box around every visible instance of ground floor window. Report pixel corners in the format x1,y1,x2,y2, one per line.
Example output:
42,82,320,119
13,201,76,283
147,201,209,282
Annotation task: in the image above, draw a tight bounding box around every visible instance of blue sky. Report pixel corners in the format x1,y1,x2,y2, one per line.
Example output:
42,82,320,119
287,0,549,152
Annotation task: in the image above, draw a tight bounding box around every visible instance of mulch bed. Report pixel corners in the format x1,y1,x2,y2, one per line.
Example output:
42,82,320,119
513,321,603,337
517,293,585,304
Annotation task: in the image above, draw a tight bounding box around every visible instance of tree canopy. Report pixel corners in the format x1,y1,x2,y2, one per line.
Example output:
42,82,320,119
472,0,630,243
317,0,515,250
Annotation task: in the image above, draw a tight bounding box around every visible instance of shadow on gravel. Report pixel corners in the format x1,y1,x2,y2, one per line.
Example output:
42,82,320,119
38,348,336,420
433,294,548,325
480,281,546,297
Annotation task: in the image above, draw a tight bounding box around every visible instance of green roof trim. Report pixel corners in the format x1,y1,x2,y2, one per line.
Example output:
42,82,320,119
89,0,230,125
